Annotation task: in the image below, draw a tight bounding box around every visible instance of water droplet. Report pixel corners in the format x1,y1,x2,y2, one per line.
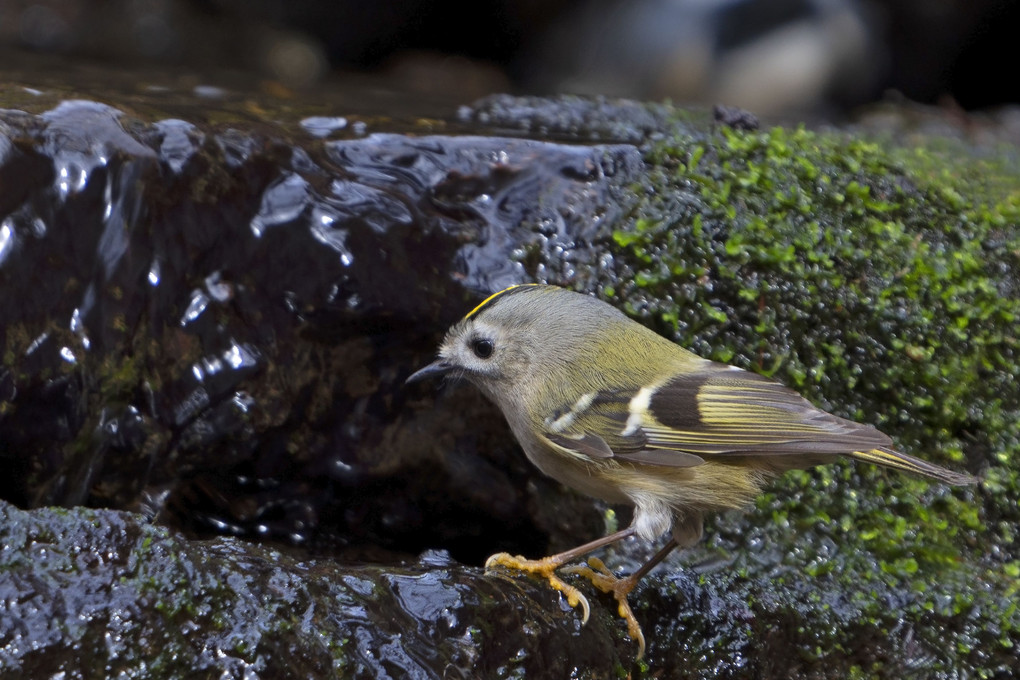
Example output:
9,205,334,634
205,271,232,302
193,85,227,99
0,220,14,267
148,259,161,286
300,116,347,138
224,342,258,370
25,332,49,355
250,172,310,237
181,290,209,325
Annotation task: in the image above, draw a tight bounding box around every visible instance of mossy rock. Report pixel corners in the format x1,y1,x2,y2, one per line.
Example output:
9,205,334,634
577,114,1020,678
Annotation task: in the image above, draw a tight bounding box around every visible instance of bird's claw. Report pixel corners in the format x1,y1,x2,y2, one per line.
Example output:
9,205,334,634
563,557,647,659
484,551,591,624
485,551,646,658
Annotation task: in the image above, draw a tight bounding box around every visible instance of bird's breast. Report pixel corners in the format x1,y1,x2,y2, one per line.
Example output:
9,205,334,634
509,424,634,504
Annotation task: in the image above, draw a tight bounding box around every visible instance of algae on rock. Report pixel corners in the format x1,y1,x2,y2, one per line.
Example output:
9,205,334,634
599,118,1019,678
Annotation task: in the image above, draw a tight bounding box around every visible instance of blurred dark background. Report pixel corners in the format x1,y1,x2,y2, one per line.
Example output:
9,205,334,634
1,0,1017,116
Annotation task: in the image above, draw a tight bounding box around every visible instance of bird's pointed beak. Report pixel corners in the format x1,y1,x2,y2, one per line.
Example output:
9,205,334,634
405,359,454,385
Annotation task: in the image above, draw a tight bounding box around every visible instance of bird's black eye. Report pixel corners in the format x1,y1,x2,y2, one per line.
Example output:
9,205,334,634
472,338,494,359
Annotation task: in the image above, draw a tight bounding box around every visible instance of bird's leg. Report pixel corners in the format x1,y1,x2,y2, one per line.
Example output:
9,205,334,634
564,537,679,660
485,526,638,624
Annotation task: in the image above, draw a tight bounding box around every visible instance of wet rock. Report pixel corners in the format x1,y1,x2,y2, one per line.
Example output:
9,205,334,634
460,93,676,143
0,500,626,677
0,96,642,565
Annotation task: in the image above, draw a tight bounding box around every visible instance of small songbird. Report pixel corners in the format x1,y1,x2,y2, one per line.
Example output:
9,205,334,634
407,284,974,659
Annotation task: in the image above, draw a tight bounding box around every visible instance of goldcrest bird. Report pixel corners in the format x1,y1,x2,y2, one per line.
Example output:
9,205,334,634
407,283,975,659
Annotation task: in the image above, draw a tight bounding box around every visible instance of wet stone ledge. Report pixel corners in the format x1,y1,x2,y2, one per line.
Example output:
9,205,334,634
0,500,625,677
0,97,644,551
0,91,652,677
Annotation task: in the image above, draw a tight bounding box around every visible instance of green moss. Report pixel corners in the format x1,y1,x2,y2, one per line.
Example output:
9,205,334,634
603,118,1020,677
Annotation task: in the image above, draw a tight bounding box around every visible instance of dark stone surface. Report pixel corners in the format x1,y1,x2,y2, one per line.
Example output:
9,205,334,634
0,95,643,566
0,499,626,678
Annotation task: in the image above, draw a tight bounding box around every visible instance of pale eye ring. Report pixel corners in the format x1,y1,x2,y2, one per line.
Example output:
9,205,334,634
472,338,494,359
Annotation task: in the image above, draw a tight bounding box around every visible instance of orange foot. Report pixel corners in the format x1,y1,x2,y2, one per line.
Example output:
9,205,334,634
563,557,646,659
484,552,592,623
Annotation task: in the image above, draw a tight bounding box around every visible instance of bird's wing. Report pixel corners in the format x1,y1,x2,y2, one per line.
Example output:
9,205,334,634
539,364,889,467
640,367,891,455
540,387,706,467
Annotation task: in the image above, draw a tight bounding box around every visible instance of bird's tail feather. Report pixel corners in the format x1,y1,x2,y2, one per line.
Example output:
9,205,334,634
851,447,976,486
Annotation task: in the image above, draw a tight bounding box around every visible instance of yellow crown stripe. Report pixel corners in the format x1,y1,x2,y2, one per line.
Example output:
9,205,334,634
463,284,542,320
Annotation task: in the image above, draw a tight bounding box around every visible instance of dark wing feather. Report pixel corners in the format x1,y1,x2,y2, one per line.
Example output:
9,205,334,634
614,448,705,467
644,367,891,455
545,432,614,459
541,388,706,467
